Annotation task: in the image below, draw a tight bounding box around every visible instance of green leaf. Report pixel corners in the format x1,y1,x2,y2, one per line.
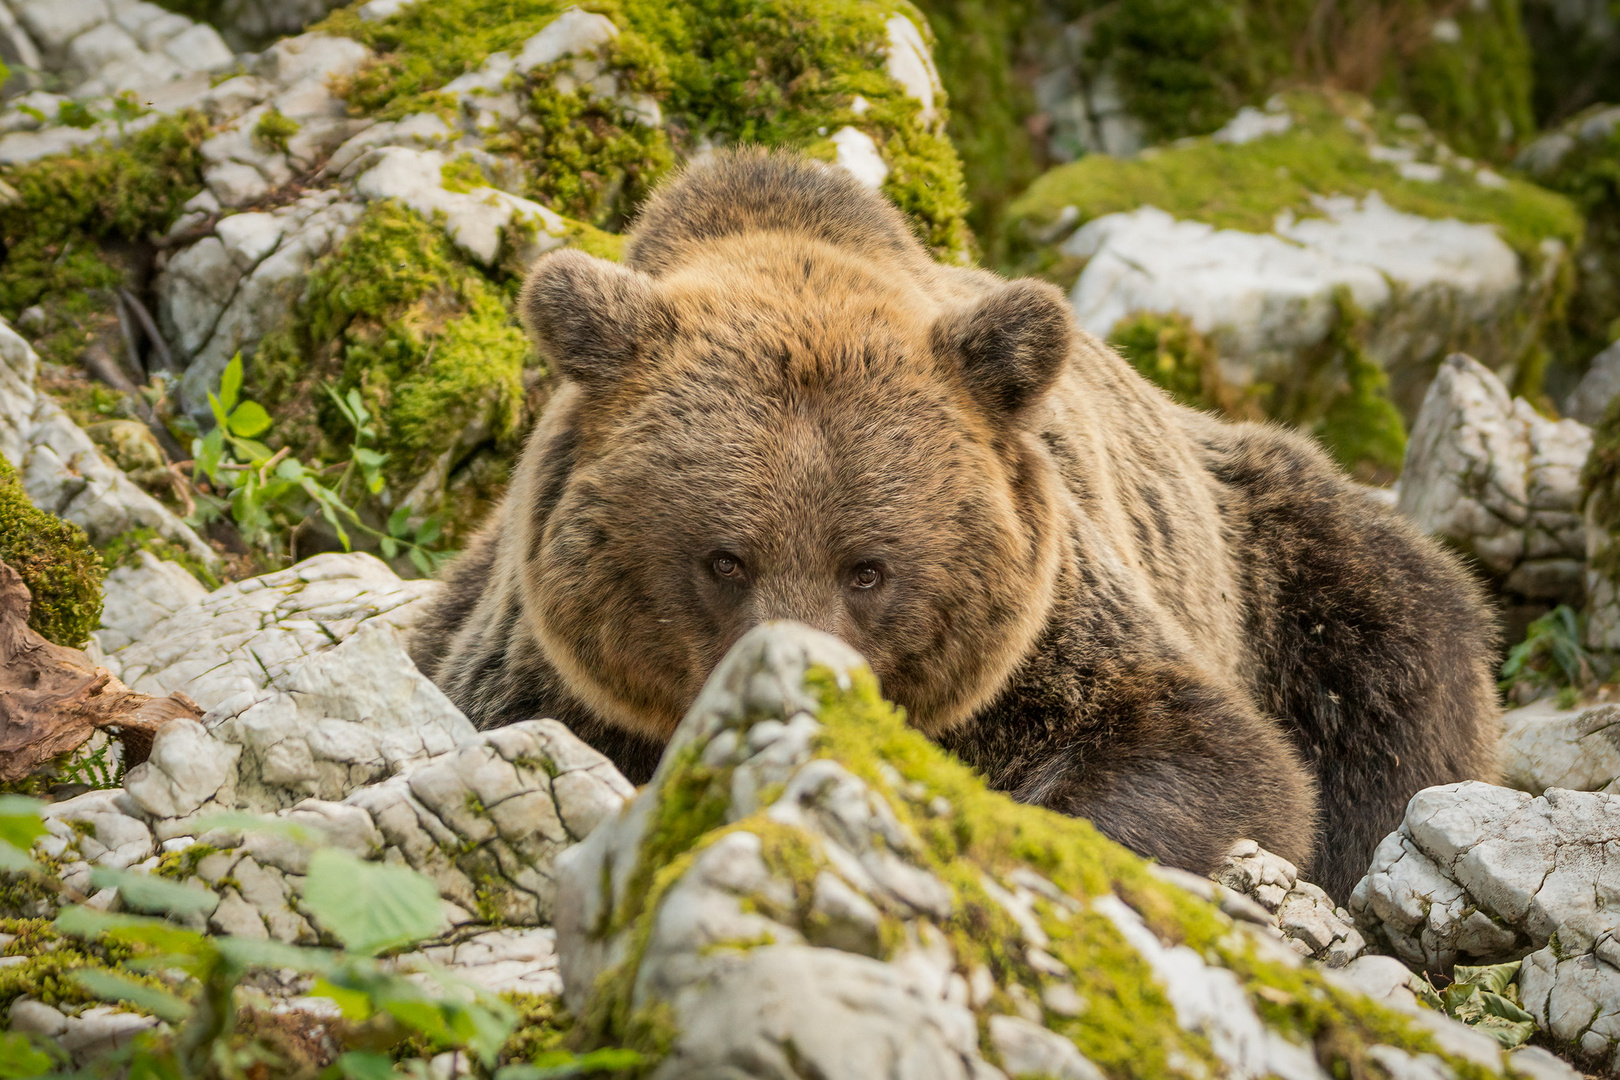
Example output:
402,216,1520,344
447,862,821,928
310,977,375,1020
227,400,272,438
215,936,337,974
408,547,433,577
302,849,443,955
220,354,243,413
72,969,193,1023
346,389,370,428
89,866,221,917
380,536,398,560
0,1031,58,1079
414,517,441,548
0,843,35,873
277,457,307,481
232,437,275,464
1454,961,1522,997
196,427,225,483
192,811,325,844
335,1051,396,1080
0,796,46,851
56,906,212,962
495,1049,645,1080
206,391,230,435
387,505,411,537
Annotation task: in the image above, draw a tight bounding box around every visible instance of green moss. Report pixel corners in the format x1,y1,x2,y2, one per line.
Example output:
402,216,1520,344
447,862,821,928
0,112,208,319
0,455,105,648
0,917,156,1014
486,46,675,231
251,107,300,155
1109,310,1237,415
100,528,221,591
1008,90,1578,265
151,843,221,881
320,0,973,260
251,200,529,541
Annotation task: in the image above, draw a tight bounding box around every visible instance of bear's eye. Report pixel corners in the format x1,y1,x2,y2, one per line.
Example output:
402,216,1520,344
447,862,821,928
851,565,882,590
712,554,743,579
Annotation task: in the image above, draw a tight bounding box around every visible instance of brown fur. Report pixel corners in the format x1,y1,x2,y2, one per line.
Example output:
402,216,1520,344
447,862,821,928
412,150,1500,900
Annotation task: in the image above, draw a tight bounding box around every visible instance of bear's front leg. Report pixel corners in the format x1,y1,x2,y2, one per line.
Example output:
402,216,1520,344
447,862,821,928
959,659,1321,877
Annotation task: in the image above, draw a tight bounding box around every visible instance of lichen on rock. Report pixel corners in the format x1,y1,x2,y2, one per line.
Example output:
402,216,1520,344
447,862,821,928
555,621,1537,1078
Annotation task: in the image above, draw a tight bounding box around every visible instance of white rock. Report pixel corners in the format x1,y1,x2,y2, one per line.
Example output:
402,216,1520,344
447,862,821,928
513,6,617,72
8,999,68,1038
253,32,370,88
13,0,109,55
59,1005,161,1067
1351,781,1620,971
95,550,211,653
0,321,215,565
1213,105,1293,144
884,15,941,124
412,926,563,996
1566,339,1620,426
111,551,439,710
1500,700,1620,795
1520,912,1620,1074
65,20,142,74
214,211,285,271
353,145,569,266
1398,353,1589,599
124,717,241,819
161,21,232,73
989,1014,1105,1080
830,126,889,189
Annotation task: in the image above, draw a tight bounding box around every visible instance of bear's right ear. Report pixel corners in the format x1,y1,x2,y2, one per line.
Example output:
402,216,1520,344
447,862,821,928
520,249,673,387
932,279,1072,419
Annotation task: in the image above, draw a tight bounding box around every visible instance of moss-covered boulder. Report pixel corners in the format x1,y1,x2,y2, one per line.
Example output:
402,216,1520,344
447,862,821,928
0,453,104,648
911,0,1537,256
1003,90,1579,481
555,622,1555,1076
1516,103,1620,378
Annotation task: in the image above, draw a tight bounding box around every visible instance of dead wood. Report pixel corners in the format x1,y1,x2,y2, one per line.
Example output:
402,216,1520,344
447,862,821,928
0,557,201,784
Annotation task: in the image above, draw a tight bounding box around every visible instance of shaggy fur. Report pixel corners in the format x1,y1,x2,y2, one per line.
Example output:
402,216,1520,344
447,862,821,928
412,150,1500,900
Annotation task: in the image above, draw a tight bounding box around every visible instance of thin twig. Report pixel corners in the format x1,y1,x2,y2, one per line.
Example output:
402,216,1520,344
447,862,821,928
258,446,290,485
118,287,173,372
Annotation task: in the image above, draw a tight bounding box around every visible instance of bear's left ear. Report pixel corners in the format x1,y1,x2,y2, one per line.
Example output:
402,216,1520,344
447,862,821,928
933,279,1072,417
520,249,674,388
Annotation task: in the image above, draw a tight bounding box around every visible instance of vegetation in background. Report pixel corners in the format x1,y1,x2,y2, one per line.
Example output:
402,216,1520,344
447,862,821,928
0,456,104,649
1499,604,1595,706
100,529,221,591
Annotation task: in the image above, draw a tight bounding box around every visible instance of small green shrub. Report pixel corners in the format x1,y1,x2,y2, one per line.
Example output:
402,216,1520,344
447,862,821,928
1499,605,1595,705
0,455,104,648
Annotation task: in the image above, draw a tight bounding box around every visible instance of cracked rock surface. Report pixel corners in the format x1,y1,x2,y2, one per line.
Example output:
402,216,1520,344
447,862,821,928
106,551,438,709
1397,353,1591,603
1351,782,1620,970
1213,840,1366,966
555,622,1540,1080
1499,699,1620,796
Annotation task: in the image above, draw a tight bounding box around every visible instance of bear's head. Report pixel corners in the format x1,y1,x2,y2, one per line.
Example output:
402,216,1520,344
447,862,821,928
514,224,1071,742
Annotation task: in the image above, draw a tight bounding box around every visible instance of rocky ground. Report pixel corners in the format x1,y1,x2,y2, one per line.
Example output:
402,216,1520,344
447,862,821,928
1,0,1620,1076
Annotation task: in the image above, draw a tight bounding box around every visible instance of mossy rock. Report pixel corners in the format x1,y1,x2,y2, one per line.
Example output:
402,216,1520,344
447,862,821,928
907,0,1534,256
317,0,972,259
1001,90,1578,478
558,623,1530,1075
0,455,105,649
1516,104,1620,382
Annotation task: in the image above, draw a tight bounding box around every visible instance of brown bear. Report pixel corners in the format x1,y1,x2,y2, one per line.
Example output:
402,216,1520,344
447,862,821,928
411,149,1500,900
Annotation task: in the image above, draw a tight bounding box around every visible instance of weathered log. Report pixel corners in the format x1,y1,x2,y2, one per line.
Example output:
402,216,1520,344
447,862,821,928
0,557,200,783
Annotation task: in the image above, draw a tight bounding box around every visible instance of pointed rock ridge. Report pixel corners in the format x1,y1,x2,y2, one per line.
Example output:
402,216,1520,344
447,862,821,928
554,621,1552,1080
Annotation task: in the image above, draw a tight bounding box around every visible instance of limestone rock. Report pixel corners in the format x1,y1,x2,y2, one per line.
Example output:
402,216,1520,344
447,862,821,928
109,551,438,710
1214,840,1366,966
1397,353,1590,601
1350,781,1620,973
0,319,215,565
1499,699,1620,796
1065,199,1527,421
1564,339,1620,427
556,622,1534,1080
95,550,210,654
1519,910,1620,1075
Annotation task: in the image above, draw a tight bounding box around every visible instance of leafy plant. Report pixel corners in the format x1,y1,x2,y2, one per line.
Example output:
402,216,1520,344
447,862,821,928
1499,604,1598,705
2,801,642,1079
192,355,451,574
61,743,123,791
1415,961,1536,1049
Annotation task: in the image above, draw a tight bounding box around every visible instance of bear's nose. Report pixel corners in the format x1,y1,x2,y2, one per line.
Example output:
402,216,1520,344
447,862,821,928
748,585,847,640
